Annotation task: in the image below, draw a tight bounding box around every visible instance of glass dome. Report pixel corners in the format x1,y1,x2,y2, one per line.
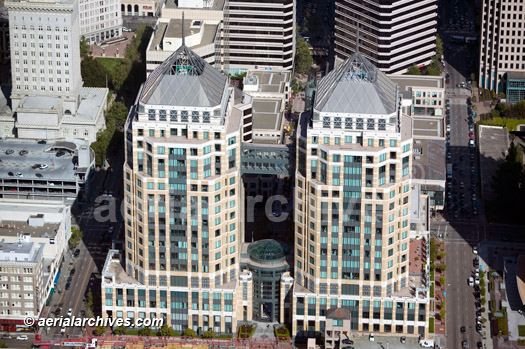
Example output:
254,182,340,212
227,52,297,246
247,239,286,265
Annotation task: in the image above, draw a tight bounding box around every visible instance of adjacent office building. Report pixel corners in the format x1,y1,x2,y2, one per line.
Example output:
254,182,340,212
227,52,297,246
79,0,122,44
146,0,296,74
479,0,525,92
334,0,438,74
101,44,255,334
293,52,429,337
1,0,108,144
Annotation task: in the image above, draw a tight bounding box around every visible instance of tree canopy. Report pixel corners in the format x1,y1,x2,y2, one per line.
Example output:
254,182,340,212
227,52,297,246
295,38,313,75
81,56,108,88
436,34,443,56
80,36,90,58
406,65,422,75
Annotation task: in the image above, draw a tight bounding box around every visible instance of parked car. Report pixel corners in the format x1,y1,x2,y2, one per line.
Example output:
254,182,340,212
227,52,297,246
5,149,14,155
461,326,466,333
16,335,28,341
54,307,61,316
369,333,375,342
56,151,66,157
38,140,47,144
476,324,482,333
468,277,474,286
342,339,354,345
473,246,478,254
74,249,80,257
15,172,23,177
462,340,468,348
1,334,12,339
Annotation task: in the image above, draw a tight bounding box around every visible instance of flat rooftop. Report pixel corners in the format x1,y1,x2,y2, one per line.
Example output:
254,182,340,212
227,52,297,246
245,70,290,95
165,0,225,10
71,88,108,122
0,241,43,263
479,126,509,202
412,117,443,138
18,96,61,111
412,138,446,181
389,75,445,89
0,220,61,239
0,141,79,181
252,98,282,131
149,19,218,52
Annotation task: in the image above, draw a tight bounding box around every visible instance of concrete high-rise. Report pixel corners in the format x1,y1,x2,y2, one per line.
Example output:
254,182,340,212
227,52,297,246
79,0,122,44
1,0,108,143
479,0,525,92
293,52,430,337
334,0,438,74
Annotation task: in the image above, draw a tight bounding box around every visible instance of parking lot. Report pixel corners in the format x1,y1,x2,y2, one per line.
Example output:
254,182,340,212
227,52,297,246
478,125,509,202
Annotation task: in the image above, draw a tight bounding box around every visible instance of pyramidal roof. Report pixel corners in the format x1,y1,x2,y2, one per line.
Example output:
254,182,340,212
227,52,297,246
314,52,398,115
140,45,228,107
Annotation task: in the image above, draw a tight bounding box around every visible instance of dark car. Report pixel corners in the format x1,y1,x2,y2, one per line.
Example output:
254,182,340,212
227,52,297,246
461,326,466,333
476,324,482,333
5,149,14,155
477,342,482,348
70,268,76,276
462,340,468,348
400,336,406,344
67,276,73,283
74,249,80,257
19,150,28,156
38,140,47,144
54,307,61,316
32,164,41,169
342,339,354,345
56,151,66,157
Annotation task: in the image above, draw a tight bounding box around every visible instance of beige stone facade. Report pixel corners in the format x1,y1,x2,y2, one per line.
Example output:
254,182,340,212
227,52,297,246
291,52,430,339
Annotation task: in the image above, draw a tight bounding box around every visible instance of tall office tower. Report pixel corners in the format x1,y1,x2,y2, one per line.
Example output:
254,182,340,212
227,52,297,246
479,0,525,94
293,52,429,337
79,0,122,44
3,0,108,143
101,44,254,334
334,0,438,74
223,0,296,73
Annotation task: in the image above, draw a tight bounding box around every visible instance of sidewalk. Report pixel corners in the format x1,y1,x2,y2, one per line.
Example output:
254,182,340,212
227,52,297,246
479,255,494,349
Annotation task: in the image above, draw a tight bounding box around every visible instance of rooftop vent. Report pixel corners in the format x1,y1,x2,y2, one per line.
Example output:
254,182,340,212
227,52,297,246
28,214,45,227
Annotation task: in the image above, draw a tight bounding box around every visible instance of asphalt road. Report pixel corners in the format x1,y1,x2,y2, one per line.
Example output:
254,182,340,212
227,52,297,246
44,152,124,339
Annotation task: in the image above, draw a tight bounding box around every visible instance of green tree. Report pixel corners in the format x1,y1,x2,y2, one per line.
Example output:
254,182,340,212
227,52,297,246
157,324,176,337
138,327,152,336
426,57,442,76
498,92,506,99
183,327,196,338
440,251,446,260
295,38,313,75
106,101,129,128
114,326,127,335
202,329,216,338
436,34,443,56
68,227,83,249
439,309,446,319
81,56,108,88
0,340,7,348
491,109,501,118
94,326,107,336
86,291,94,317
80,36,90,58
439,264,446,272
472,95,477,103
506,100,525,119
406,65,422,75
440,276,445,285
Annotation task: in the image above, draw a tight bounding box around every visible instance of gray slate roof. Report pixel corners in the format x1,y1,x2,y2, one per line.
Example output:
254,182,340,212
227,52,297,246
140,45,227,107
314,52,398,115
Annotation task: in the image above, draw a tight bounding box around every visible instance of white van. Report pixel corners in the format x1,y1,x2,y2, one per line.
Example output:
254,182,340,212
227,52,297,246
420,339,435,347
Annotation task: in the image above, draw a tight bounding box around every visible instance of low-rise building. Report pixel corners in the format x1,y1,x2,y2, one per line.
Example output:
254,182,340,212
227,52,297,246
121,0,161,17
0,140,95,204
0,199,71,326
324,308,351,349
506,72,525,104
390,75,446,140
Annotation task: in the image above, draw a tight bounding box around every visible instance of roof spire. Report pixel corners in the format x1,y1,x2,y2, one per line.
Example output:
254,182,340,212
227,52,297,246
356,21,360,54
182,11,185,46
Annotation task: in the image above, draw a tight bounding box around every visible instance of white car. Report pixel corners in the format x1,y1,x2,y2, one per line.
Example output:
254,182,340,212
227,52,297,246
67,308,73,317
475,276,480,285
61,326,66,334
16,335,28,341
369,333,375,341
468,277,474,287
15,172,23,177
473,246,478,254
39,164,48,169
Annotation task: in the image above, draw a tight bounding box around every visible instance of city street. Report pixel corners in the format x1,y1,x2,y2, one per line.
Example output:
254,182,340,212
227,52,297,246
44,152,124,339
